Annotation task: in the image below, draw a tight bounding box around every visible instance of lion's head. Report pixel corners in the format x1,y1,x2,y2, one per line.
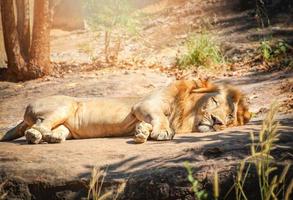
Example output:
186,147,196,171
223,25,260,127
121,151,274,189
171,79,251,133
196,84,251,132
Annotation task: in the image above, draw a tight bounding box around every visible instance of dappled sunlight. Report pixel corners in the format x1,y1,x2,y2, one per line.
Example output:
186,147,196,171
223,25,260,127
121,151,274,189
0,0,292,199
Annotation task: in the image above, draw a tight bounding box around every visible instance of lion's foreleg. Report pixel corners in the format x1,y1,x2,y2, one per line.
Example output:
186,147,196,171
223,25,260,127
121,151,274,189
149,116,175,140
132,104,175,142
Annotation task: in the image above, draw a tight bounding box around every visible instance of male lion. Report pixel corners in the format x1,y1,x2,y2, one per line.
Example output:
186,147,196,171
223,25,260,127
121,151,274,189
0,79,251,144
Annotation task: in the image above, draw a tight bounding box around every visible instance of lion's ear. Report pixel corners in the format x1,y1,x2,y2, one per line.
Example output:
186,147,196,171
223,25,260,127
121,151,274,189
191,78,218,93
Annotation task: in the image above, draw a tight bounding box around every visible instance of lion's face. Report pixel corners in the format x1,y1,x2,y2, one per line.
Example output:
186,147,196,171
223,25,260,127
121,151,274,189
204,93,236,126
198,88,251,132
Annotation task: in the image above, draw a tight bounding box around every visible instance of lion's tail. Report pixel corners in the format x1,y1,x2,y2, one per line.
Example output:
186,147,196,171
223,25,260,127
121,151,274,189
0,121,28,141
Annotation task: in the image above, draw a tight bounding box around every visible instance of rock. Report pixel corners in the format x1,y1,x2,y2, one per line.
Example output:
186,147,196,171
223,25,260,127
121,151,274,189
0,117,292,199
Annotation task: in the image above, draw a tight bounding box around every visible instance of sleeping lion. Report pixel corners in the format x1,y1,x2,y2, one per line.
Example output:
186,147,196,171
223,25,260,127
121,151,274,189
0,79,251,144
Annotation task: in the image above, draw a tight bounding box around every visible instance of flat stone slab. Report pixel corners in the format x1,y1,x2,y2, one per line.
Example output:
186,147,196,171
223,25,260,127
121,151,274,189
0,117,292,199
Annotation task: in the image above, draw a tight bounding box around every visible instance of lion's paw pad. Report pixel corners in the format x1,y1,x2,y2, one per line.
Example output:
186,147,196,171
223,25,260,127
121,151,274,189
25,128,42,144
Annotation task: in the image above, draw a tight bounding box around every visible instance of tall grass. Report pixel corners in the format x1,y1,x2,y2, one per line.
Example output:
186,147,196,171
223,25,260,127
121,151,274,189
87,166,125,200
218,103,292,200
176,33,224,69
186,104,292,200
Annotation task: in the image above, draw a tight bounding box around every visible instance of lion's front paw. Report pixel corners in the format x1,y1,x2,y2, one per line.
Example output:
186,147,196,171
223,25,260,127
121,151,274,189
134,133,148,144
134,122,152,144
152,128,175,141
25,128,42,144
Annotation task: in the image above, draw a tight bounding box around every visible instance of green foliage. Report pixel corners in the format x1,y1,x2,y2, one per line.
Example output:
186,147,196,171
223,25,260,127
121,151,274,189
228,103,292,200
260,40,272,61
84,0,141,34
176,34,224,69
259,40,291,61
184,162,208,200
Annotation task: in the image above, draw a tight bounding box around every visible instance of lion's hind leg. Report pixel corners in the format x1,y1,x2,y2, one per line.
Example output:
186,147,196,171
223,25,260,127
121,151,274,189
25,121,48,144
134,121,152,144
24,104,73,144
0,121,28,141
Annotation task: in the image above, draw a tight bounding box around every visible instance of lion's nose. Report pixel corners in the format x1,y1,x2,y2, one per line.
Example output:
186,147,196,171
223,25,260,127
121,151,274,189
211,115,224,125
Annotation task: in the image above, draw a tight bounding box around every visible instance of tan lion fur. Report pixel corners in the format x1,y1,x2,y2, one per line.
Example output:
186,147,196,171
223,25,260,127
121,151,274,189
0,79,251,144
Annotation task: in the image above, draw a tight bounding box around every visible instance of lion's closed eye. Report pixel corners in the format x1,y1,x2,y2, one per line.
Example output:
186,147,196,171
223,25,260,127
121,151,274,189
211,97,219,106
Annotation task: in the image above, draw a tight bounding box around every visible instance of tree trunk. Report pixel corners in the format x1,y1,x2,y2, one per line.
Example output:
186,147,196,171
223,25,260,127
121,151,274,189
0,0,29,80
16,0,31,61
29,0,52,77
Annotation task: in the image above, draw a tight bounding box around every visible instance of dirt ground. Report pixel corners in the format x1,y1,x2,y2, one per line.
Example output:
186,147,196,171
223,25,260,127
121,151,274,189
0,0,292,199
0,67,292,199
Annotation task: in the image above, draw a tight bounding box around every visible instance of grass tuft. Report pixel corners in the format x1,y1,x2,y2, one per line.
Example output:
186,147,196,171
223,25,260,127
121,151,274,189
87,166,125,200
176,33,224,69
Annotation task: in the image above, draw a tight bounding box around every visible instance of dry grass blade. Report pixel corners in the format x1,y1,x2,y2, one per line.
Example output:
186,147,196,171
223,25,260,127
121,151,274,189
0,181,8,200
285,179,293,200
87,166,112,200
231,103,292,200
213,170,219,200
87,165,126,200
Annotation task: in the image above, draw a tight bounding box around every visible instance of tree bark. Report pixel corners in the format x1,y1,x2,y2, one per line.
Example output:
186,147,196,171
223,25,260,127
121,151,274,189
29,0,52,77
0,0,29,80
16,0,31,61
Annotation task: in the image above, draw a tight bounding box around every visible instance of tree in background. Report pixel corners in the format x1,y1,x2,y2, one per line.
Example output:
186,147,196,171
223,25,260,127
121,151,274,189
29,0,52,77
0,0,28,80
0,0,52,81
15,0,30,61
84,0,142,63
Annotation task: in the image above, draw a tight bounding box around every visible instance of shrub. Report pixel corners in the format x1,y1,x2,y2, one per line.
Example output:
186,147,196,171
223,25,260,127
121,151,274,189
176,33,224,69
259,39,291,61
